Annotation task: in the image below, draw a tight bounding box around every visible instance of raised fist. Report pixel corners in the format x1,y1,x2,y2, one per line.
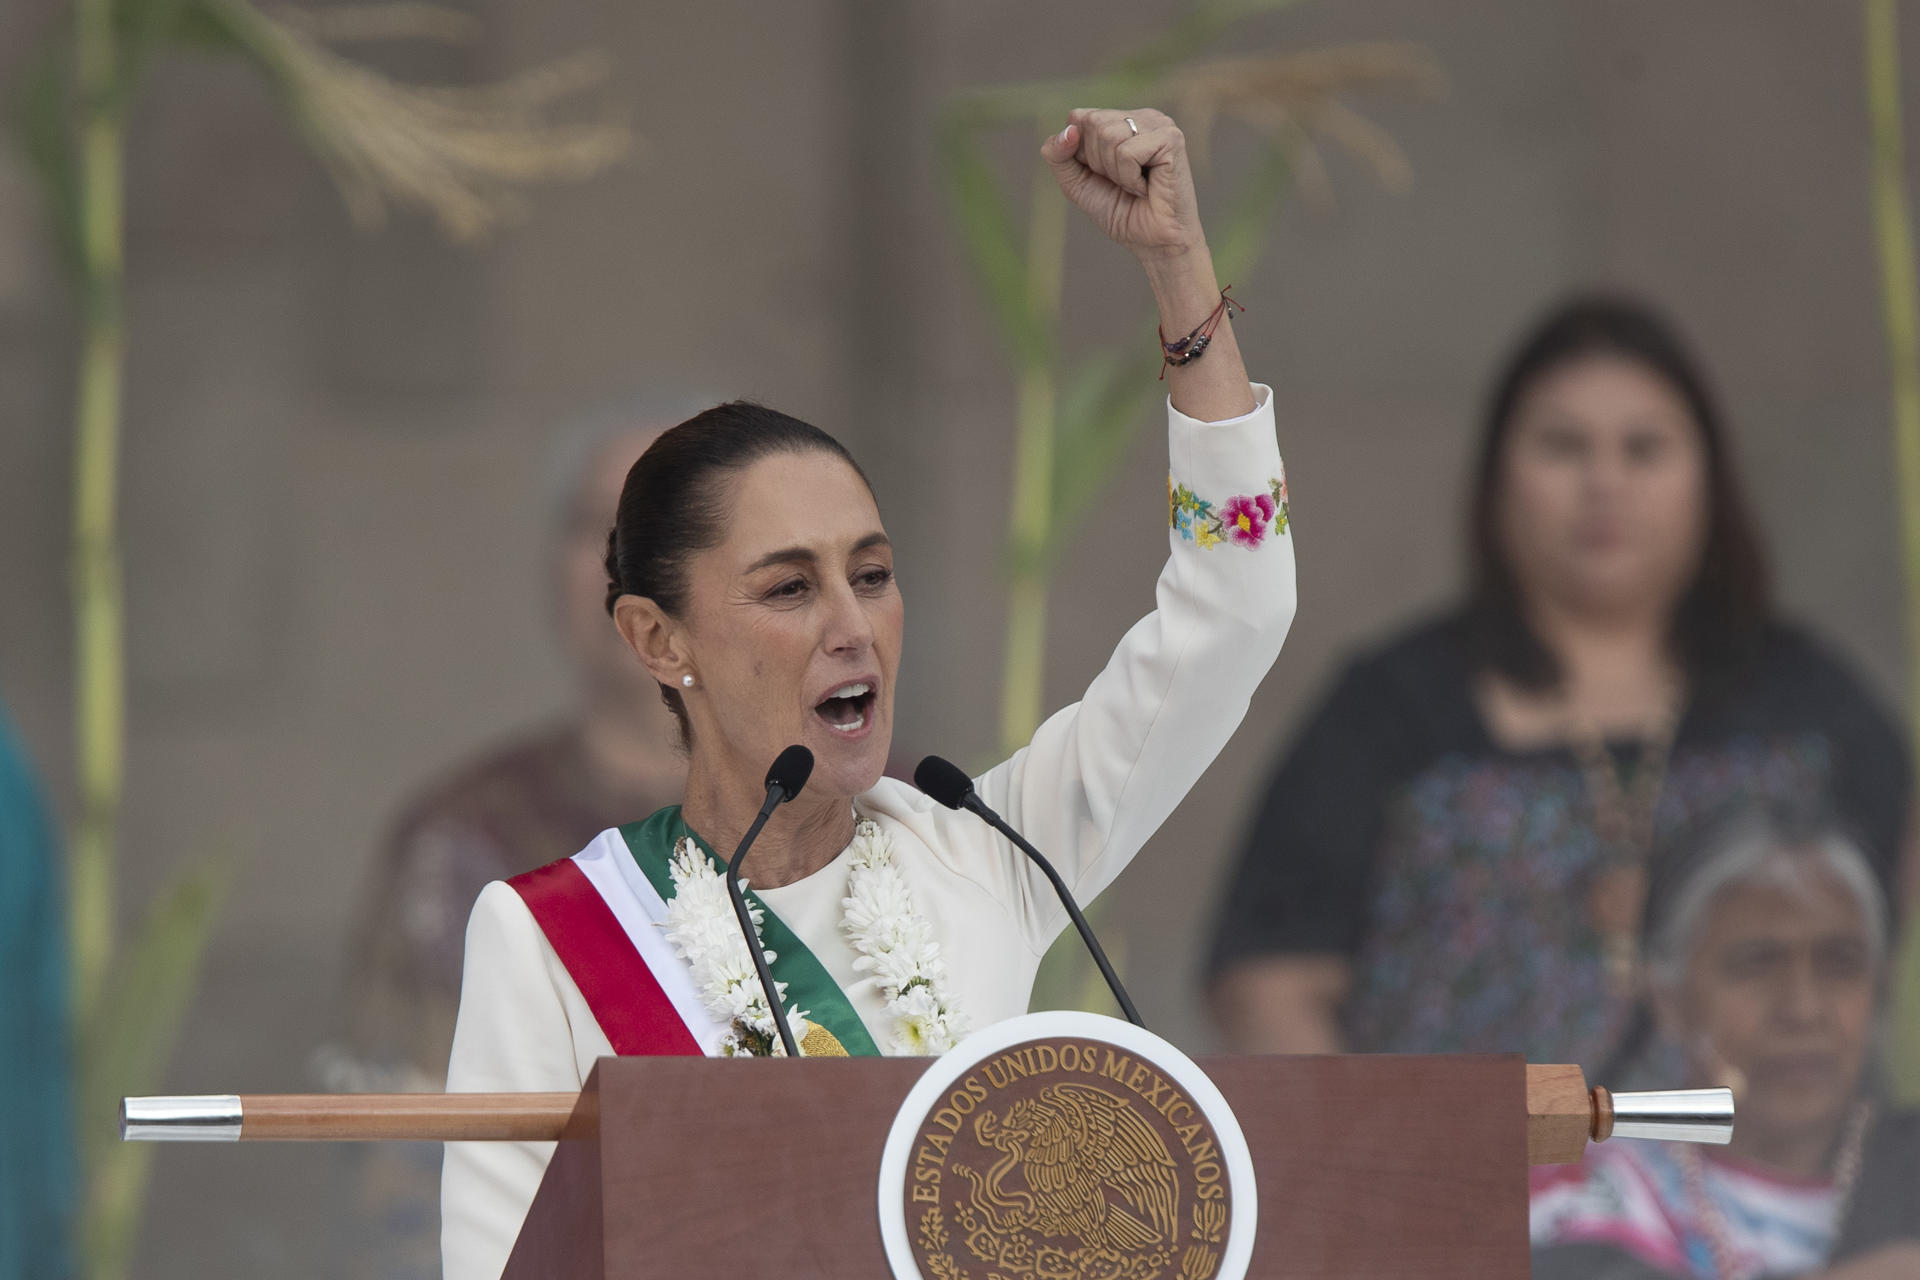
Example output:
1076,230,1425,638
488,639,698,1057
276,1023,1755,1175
1040,108,1204,262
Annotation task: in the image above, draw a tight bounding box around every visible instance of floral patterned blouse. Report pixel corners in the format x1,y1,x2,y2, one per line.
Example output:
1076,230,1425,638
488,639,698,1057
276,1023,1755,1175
1207,614,1909,1073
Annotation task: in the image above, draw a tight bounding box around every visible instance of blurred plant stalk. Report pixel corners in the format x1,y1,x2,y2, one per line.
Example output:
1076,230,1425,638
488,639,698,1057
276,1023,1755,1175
1863,0,1920,1103
68,0,126,1034
938,1,1440,1010
1000,159,1070,752
18,2,628,1273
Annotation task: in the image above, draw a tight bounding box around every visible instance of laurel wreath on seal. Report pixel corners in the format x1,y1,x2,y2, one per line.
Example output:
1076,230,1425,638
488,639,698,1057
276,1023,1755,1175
914,1200,1226,1280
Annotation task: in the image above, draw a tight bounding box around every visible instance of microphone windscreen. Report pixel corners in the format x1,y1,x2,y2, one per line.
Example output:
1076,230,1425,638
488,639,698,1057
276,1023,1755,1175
912,755,975,810
765,745,814,802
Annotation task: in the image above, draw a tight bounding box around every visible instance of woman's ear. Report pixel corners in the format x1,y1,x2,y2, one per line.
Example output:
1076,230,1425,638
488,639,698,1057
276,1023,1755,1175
612,595,688,687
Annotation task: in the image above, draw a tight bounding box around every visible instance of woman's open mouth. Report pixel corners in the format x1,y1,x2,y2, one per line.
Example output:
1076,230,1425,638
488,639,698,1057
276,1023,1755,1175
814,681,877,736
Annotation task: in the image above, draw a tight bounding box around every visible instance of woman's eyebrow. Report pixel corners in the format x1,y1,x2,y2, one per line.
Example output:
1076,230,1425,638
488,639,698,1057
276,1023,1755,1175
745,533,890,574
744,546,816,574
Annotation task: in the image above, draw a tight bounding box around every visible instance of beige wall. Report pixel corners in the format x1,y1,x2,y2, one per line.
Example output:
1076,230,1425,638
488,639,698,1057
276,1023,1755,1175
2,1,1916,1273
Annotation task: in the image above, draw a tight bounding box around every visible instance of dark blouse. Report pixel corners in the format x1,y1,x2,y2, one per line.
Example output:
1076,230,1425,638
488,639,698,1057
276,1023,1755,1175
1208,613,1909,1071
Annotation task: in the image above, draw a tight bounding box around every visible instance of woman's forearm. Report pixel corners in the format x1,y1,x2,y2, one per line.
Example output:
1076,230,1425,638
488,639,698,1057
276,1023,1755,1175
1142,244,1257,423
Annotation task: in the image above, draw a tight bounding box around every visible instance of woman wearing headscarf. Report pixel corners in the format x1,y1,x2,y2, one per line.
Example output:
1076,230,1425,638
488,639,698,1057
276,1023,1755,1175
442,106,1297,1279
1531,803,1920,1279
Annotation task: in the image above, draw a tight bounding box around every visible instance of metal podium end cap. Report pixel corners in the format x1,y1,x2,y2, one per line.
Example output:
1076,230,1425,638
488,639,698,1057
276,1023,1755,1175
1607,1087,1734,1145
121,1095,244,1142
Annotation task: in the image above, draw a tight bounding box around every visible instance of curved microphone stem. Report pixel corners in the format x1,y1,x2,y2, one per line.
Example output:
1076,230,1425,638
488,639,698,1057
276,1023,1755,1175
726,788,802,1058
966,799,1144,1028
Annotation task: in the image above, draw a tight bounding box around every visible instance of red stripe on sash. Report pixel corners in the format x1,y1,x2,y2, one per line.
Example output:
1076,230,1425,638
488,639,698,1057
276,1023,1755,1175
507,858,703,1057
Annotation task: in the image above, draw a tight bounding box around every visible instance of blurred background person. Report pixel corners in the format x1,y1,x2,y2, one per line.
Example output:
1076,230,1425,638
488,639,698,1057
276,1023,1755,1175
1531,803,1920,1280
319,405,687,1279
0,697,74,1280
1207,295,1912,1069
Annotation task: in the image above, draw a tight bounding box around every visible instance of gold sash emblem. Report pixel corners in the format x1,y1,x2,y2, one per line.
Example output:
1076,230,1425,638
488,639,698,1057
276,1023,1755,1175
904,1038,1232,1280
800,1021,849,1057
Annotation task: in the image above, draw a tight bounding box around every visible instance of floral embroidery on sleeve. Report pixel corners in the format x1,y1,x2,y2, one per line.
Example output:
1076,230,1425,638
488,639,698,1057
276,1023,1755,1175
1169,469,1289,547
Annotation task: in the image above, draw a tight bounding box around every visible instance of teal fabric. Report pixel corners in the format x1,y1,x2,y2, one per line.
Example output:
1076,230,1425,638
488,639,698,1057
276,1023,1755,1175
0,705,75,1279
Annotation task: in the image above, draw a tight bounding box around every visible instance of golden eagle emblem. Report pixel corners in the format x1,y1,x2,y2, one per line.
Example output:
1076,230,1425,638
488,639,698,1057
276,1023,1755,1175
953,1083,1181,1251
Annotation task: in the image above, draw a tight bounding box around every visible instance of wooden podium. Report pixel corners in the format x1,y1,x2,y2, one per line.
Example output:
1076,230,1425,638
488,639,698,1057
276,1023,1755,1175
121,1030,1724,1279
506,1053,1534,1280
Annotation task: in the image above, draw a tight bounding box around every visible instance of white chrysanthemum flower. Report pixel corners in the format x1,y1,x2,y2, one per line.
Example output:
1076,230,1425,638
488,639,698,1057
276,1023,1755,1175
863,949,927,991
840,822,967,1055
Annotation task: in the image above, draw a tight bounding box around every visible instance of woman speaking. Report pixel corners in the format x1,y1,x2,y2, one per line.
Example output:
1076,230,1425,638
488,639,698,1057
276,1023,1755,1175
441,107,1296,1279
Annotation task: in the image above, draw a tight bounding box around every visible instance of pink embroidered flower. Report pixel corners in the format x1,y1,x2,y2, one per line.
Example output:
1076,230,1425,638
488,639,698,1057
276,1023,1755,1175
1220,494,1271,547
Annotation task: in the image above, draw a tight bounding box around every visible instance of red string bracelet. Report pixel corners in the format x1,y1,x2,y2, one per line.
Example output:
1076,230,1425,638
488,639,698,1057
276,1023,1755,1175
1158,286,1246,380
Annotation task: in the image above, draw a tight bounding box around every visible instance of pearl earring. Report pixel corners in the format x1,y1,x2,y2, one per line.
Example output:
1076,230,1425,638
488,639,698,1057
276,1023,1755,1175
681,674,695,688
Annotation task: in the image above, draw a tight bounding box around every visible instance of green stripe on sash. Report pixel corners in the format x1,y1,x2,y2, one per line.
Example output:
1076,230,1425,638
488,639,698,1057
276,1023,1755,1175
619,806,881,1057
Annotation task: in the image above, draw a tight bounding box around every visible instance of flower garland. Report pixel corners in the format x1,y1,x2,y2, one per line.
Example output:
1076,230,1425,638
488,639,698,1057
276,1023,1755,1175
840,819,967,1054
660,837,812,1057
659,819,967,1057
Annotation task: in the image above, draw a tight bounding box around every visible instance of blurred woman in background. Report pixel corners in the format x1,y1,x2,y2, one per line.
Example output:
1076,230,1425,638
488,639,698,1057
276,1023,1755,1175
326,413,687,1280
1531,804,1920,1280
1207,295,1911,1069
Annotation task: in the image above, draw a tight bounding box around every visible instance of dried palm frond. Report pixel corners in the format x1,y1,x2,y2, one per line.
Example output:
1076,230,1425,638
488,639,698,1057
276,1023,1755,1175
206,0,631,240
1160,43,1447,204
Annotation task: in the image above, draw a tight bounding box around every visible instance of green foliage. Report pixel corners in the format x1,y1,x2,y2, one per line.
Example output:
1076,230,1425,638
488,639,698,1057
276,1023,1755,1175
1211,146,1293,283
1049,348,1157,547
76,858,233,1279
12,46,83,278
939,120,1055,371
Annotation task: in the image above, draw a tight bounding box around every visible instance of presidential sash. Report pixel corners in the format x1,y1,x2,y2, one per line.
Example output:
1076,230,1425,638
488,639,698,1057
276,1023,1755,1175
506,806,879,1057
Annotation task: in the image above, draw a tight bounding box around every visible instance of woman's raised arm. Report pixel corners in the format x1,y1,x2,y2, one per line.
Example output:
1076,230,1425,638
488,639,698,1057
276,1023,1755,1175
1040,108,1256,423
939,110,1293,953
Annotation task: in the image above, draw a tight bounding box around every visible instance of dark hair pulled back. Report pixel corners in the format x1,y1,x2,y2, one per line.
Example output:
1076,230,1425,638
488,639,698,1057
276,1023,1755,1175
604,400,870,744
1465,293,1770,692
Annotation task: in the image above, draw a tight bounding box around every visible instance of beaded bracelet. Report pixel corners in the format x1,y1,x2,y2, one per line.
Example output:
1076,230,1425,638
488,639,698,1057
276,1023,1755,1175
1158,286,1246,379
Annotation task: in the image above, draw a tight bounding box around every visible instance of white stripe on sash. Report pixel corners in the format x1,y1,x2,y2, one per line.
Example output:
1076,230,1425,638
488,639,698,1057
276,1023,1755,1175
571,829,729,1056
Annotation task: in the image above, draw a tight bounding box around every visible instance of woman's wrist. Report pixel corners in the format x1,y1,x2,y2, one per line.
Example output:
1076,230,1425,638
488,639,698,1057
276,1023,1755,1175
1140,242,1225,333
1148,256,1257,419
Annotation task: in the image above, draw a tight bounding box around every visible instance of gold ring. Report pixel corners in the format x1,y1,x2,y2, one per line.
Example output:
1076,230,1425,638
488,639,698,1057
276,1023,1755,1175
1124,116,1139,136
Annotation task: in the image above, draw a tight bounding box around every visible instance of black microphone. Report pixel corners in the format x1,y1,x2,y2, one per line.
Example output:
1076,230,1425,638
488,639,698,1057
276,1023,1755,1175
724,745,814,1057
913,754,1144,1028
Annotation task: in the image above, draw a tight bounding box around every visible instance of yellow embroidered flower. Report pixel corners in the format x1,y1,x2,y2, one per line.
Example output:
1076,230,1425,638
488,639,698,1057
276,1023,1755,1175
1195,524,1222,549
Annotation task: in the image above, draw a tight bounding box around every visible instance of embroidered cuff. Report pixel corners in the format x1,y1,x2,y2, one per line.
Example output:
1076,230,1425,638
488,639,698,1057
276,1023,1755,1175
1169,470,1290,548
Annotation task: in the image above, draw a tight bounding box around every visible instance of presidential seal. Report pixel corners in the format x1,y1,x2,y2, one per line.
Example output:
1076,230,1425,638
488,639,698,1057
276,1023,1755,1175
877,1012,1256,1280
